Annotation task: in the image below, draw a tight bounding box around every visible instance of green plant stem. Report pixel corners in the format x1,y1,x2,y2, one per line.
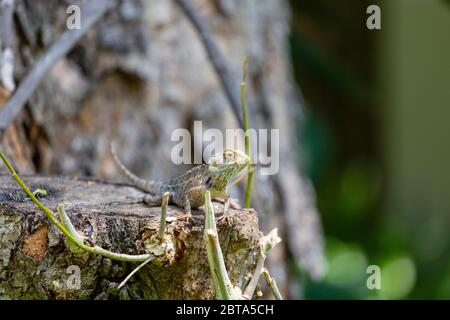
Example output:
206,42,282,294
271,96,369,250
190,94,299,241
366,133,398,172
262,268,283,300
159,192,170,239
57,204,85,254
242,228,282,299
241,57,253,208
242,250,266,299
228,166,255,190
0,149,153,262
204,191,234,300
118,257,153,289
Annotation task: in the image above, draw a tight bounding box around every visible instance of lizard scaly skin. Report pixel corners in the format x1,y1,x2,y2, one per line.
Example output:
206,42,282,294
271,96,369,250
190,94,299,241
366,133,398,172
111,145,249,216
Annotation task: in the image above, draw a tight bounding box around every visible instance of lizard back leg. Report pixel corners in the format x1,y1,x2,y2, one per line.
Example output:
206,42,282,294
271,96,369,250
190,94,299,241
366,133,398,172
181,185,215,225
142,194,164,206
179,189,204,226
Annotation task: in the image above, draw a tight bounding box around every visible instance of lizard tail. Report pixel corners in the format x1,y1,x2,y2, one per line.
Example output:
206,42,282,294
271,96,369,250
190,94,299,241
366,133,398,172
110,143,163,194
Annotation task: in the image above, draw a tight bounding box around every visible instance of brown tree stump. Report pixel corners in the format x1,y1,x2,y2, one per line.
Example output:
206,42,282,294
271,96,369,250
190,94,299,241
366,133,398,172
0,175,261,299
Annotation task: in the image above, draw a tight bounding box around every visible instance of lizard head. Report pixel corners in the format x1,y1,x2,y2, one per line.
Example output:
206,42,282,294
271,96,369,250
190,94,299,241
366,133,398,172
207,149,250,189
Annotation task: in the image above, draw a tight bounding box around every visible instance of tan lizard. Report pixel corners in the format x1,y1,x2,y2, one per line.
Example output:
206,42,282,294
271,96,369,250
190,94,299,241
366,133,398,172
110,144,249,221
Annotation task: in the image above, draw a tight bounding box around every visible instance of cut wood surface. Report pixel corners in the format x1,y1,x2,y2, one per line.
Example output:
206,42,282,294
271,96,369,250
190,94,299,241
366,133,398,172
0,175,261,299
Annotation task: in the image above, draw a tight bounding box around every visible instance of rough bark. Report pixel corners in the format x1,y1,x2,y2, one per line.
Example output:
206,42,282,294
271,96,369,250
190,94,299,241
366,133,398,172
0,175,260,299
0,0,325,298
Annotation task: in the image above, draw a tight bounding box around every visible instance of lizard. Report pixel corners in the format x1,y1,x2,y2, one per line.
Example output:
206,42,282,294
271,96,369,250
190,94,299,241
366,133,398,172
110,144,250,222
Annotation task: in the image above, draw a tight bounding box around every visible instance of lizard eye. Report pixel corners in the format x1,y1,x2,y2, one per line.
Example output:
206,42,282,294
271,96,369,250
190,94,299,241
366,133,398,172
205,177,212,188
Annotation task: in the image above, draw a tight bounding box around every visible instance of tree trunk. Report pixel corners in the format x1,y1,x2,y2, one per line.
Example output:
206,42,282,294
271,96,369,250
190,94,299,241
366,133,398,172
0,0,324,298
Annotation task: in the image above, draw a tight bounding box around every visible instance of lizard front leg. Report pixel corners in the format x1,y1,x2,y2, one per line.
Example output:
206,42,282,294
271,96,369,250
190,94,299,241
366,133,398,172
223,189,230,215
219,189,233,225
218,188,241,225
183,196,192,225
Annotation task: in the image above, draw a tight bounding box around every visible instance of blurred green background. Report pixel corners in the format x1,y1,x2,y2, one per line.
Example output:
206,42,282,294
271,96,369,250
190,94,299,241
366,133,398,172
289,0,450,299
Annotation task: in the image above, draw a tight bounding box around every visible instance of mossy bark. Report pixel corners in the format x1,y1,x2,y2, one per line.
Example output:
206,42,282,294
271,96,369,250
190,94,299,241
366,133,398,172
0,175,260,299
